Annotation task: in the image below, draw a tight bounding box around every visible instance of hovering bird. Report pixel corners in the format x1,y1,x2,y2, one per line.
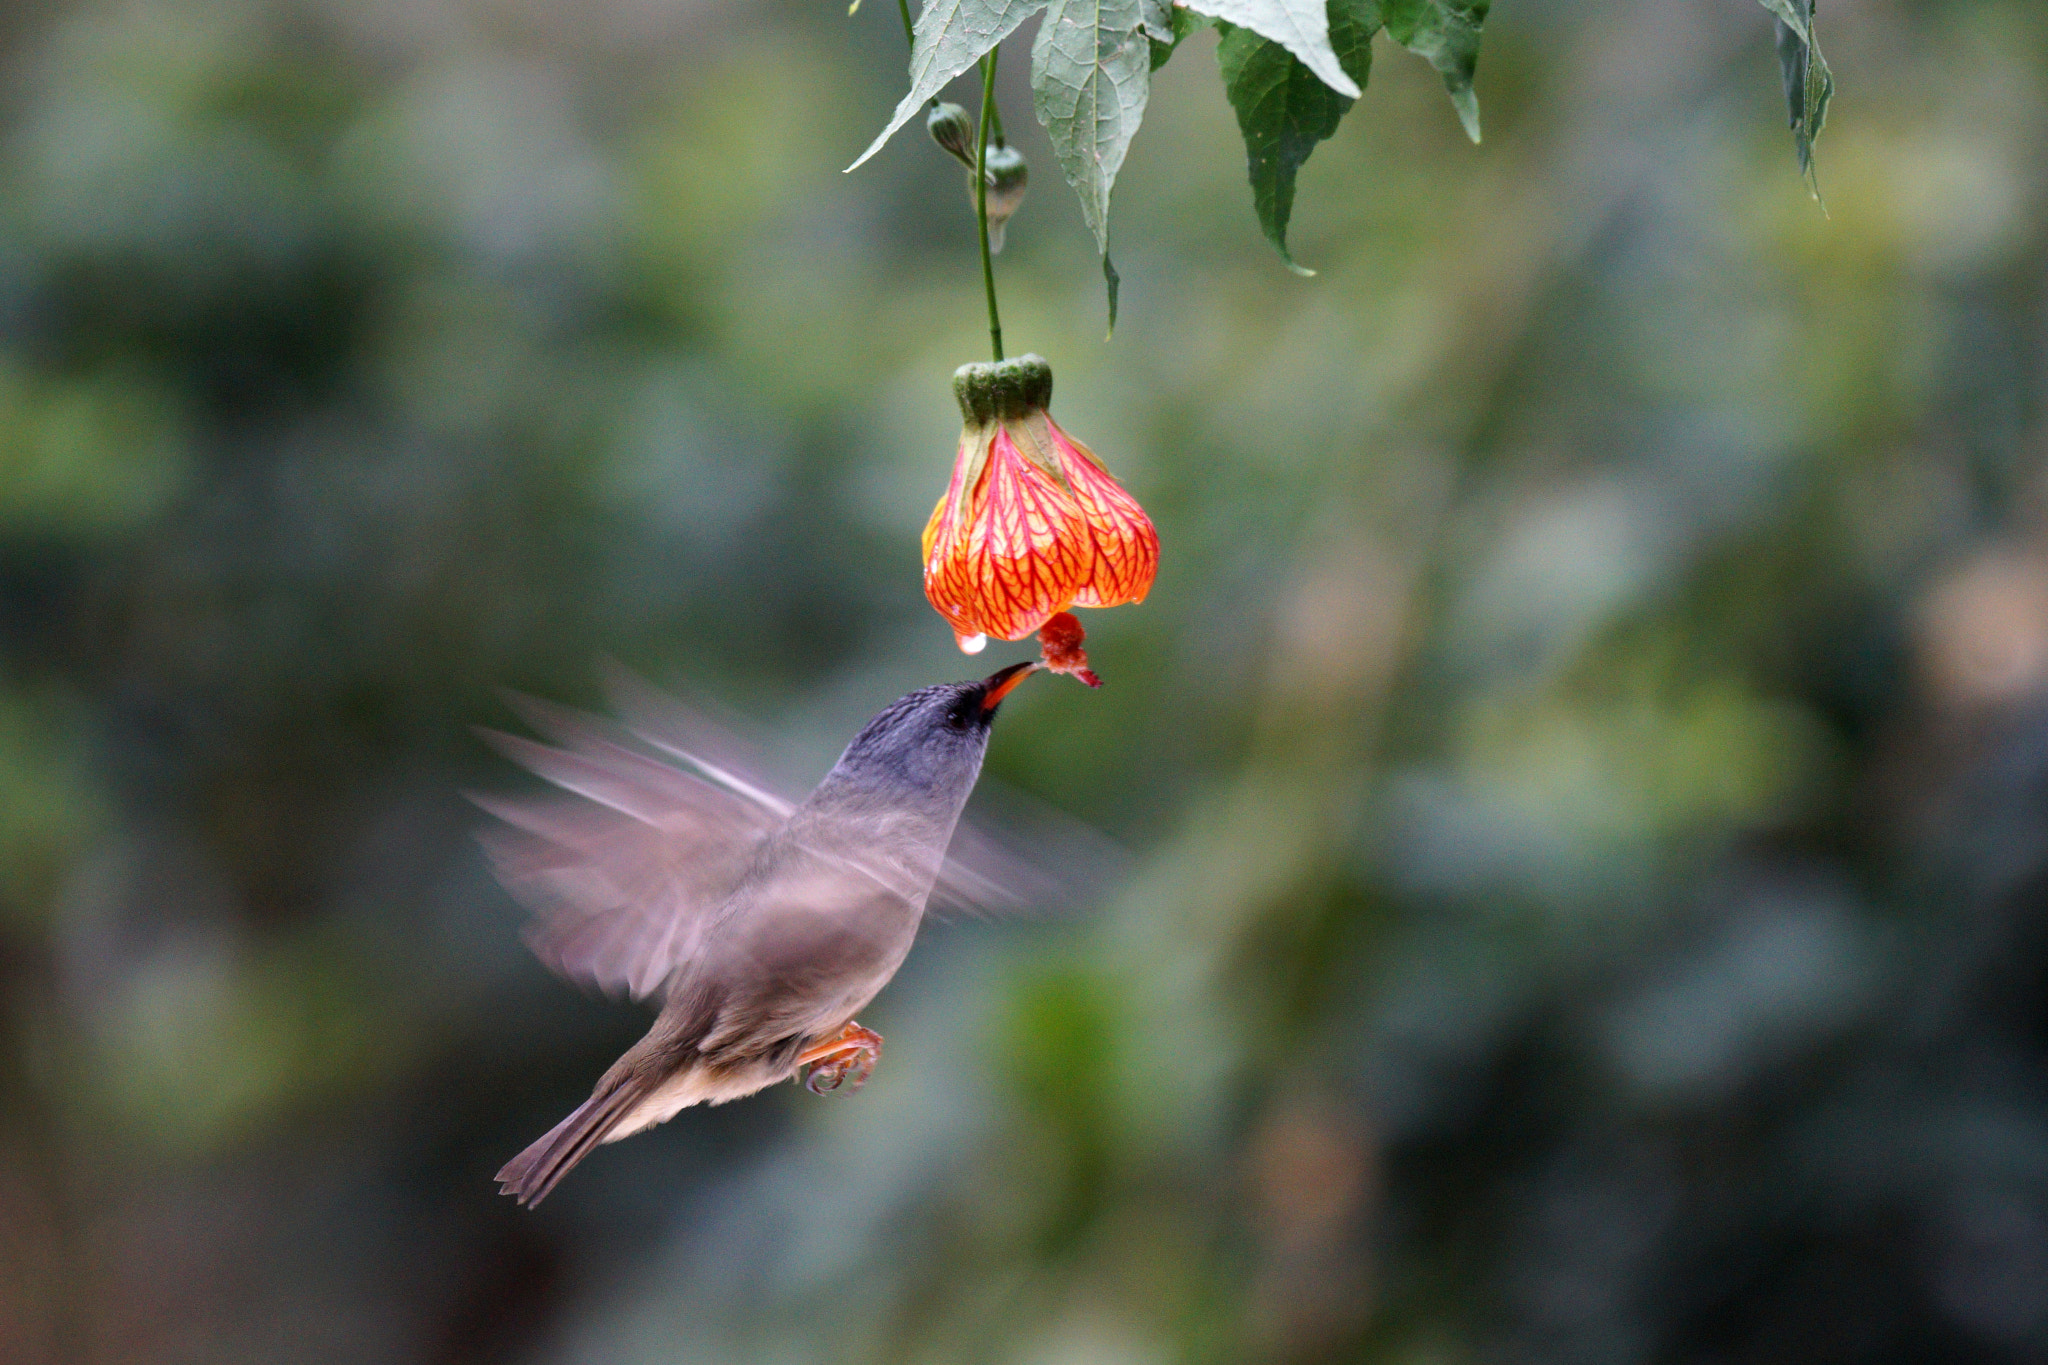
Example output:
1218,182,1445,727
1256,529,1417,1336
479,661,1040,1206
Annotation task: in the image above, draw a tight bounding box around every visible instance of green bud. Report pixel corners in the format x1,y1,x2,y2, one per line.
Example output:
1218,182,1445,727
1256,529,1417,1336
977,145,1029,254
926,103,977,169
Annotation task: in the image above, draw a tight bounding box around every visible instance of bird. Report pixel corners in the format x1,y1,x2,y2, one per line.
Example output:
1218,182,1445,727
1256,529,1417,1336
479,660,1041,1206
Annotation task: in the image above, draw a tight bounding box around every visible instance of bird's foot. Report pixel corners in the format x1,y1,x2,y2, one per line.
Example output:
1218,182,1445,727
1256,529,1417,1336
799,1022,882,1095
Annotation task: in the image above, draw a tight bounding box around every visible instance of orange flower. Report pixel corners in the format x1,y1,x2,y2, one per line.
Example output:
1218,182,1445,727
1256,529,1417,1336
921,355,1158,653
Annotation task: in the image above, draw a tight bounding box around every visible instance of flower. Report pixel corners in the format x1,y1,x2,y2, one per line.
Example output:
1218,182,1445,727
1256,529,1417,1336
922,354,1158,653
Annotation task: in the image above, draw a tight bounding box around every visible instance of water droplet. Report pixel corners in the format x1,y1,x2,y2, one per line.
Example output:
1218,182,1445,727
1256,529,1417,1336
957,633,988,655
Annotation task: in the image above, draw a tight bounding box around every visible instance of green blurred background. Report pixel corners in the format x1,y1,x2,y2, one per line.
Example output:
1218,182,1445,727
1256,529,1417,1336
0,0,2044,1360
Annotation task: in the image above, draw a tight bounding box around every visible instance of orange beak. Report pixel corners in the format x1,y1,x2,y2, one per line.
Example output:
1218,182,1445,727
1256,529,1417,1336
980,661,1040,710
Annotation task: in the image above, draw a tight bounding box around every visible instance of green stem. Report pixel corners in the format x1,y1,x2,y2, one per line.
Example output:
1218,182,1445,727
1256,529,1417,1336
990,98,1006,148
975,50,1004,361
896,0,915,48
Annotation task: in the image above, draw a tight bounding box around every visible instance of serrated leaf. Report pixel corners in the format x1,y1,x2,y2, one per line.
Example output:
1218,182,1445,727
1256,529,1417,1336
1032,0,1150,262
1217,0,1377,273
1181,0,1360,98
1381,0,1488,143
1760,0,1832,196
847,0,1050,172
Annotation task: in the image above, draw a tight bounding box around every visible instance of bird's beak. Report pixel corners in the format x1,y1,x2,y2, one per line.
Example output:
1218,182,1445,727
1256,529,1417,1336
980,660,1040,710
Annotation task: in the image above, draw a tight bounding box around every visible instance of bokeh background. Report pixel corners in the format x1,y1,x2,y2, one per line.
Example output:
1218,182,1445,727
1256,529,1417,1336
0,0,2043,1360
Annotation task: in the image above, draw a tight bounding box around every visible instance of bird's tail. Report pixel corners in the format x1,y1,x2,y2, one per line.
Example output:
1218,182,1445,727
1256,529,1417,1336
496,1079,646,1207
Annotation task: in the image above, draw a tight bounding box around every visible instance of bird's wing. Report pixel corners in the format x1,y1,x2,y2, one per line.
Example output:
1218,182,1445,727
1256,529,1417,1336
606,663,1128,919
599,662,799,820
927,781,1130,919
478,671,1129,999
473,693,788,1001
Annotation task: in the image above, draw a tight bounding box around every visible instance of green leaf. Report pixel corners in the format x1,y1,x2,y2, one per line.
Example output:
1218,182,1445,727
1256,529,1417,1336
1031,0,1151,326
1754,0,1812,45
1381,0,1489,143
1217,0,1376,274
1141,0,1174,70
1140,0,1173,43
1758,0,1832,196
847,0,1049,172
1181,0,1360,97
1147,4,1212,72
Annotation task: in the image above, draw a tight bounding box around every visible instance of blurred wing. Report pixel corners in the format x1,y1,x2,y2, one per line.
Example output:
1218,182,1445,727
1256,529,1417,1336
473,693,789,1001
605,661,1126,918
600,661,798,820
479,670,1131,1003
933,779,1133,919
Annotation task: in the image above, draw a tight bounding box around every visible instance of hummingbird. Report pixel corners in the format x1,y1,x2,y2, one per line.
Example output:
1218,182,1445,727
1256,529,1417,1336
480,661,1040,1206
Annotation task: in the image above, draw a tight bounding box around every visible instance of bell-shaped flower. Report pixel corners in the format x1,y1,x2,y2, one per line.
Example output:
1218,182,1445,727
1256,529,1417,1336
922,354,1158,654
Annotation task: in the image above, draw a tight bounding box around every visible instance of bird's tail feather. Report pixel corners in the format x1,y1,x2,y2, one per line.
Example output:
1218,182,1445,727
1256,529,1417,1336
497,1080,645,1207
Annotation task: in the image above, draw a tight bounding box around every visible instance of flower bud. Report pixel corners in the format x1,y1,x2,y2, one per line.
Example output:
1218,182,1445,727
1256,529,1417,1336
925,102,977,168
977,144,1029,254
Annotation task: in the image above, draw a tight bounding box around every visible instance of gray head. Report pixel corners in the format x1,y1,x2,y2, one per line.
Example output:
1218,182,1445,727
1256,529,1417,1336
817,662,1037,810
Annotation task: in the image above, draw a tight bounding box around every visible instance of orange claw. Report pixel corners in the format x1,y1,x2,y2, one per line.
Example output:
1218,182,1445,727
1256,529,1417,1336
799,1021,883,1095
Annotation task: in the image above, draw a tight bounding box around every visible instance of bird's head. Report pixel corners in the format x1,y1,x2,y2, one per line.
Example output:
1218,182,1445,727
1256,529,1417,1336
825,662,1038,803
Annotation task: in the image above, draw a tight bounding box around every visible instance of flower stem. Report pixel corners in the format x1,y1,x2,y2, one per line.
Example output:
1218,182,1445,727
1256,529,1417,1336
975,50,1004,362
896,0,914,47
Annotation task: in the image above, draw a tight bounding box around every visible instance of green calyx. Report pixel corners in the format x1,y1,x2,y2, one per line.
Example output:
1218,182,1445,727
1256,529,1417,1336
953,353,1053,426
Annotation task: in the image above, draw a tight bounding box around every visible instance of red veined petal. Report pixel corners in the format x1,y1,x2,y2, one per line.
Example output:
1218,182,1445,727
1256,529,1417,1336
923,427,1093,641
1046,418,1159,610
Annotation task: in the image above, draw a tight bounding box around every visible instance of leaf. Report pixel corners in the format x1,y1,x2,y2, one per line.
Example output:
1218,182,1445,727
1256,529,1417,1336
1031,0,1150,263
1140,0,1173,70
1759,0,1832,196
1147,4,1211,72
1753,0,1812,44
1180,0,1360,98
847,0,1050,172
1140,0,1173,43
1217,0,1376,273
1381,0,1489,143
